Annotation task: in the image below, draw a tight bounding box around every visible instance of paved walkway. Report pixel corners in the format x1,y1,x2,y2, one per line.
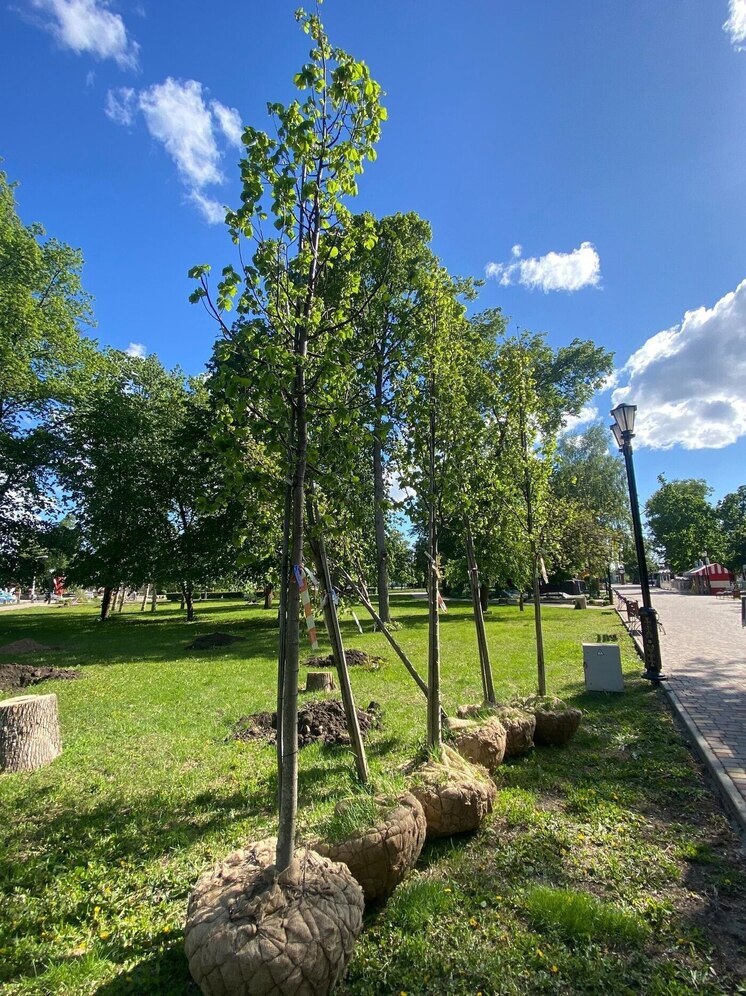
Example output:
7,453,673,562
618,584,746,832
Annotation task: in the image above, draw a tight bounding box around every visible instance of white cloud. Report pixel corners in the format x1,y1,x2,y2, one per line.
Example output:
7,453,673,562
125,342,146,358
29,0,139,69
560,405,598,435
485,242,601,293
106,78,242,223
104,86,136,125
189,191,226,225
724,0,746,48
138,78,224,188
211,101,243,147
612,278,746,450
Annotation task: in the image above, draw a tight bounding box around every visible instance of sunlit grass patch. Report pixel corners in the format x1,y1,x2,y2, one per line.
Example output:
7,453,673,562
385,876,458,931
523,885,649,946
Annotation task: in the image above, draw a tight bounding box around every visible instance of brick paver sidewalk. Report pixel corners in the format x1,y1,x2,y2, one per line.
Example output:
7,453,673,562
619,585,746,831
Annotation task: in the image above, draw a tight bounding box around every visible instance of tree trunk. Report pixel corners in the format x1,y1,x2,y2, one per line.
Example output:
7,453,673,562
373,363,390,624
100,585,113,621
0,694,61,772
307,497,369,784
183,582,195,623
140,584,151,611
276,473,293,811
117,585,126,612
479,582,490,612
263,584,274,610
276,320,309,872
465,523,496,704
150,583,157,612
426,362,441,751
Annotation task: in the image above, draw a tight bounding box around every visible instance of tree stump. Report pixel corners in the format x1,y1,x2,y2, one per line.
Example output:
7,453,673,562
0,694,61,772
305,671,335,693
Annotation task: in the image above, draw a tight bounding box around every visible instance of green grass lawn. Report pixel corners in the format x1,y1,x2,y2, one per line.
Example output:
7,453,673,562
1,596,744,994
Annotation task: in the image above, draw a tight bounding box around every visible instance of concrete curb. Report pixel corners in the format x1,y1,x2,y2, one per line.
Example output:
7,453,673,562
615,607,746,836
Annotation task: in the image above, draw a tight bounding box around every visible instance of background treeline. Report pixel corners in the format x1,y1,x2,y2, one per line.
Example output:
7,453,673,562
2,167,743,620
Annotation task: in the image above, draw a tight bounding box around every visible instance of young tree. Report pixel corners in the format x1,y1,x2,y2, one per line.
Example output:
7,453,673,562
192,9,385,870
490,335,558,695
398,269,475,746
346,212,436,623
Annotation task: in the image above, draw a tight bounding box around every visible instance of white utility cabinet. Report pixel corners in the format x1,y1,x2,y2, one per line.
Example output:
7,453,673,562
582,643,624,692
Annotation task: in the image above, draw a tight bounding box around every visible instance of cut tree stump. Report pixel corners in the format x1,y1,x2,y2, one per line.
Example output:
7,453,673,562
0,693,61,772
305,671,336,693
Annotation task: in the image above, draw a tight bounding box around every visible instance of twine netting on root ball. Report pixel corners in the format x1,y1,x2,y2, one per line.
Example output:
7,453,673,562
409,745,497,839
312,791,427,902
457,703,535,757
185,838,364,996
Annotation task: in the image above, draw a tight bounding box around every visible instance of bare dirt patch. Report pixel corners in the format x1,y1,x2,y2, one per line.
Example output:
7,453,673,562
0,639,59,656
231,699,382,748
305,649,385,671
0,664,81,693
187,632,244,650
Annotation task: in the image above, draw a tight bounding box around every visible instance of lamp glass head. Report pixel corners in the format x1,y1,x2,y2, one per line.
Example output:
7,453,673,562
610,403,636,436
609,422,624,449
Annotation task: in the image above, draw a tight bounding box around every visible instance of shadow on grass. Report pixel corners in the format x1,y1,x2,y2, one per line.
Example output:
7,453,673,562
0,603,282,670
93,943,197,995
8,787,252,897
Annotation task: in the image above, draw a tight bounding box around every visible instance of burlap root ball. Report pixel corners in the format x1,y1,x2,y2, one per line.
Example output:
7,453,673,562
452,719,507,771
312,792,426,902
520,696,582,747
410,745,497,839
489,707,536,757
184,837,364,996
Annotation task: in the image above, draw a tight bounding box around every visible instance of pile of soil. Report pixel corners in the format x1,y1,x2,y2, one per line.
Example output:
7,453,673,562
0,639,58,655
0,664,81,693
187,632,244,650
231,699,382,748
304,649,385,670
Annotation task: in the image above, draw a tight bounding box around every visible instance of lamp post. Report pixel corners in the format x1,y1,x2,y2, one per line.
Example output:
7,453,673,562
610,404,666,681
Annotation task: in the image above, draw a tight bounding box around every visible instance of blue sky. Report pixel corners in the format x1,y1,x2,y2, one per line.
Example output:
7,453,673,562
2,0,745,508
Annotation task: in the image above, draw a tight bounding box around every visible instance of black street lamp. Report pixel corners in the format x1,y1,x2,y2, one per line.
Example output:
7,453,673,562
610,403,666,681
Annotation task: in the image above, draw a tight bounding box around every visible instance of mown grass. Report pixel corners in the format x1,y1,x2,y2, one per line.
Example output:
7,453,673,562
0,596,744,994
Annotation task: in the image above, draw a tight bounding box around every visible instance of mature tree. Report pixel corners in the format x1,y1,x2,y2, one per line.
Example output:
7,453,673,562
717,486,746,575
193,10,385,868
0,169,96,577
59,351,175,617
156,377,274,621
645,476,723,574
385,526,416,588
